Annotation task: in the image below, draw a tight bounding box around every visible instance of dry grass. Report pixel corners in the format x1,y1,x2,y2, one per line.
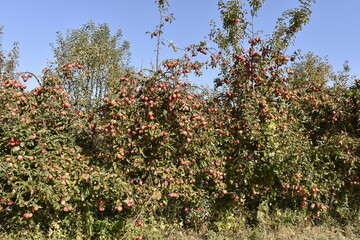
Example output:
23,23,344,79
248,224,360,240
158,220,360,240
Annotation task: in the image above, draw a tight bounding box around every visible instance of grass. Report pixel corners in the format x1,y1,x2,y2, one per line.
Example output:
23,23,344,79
4,223,359,240
1,210,360,239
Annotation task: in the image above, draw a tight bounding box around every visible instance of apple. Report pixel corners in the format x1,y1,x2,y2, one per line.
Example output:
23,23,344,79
23,213,33,218
136,220,142,227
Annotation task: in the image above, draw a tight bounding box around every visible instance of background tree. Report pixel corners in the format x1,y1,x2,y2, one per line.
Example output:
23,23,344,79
51,21,132,111
0,26,19,76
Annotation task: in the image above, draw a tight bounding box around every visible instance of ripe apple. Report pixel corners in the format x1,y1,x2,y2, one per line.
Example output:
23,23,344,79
23,213,33,218
108,100,116,106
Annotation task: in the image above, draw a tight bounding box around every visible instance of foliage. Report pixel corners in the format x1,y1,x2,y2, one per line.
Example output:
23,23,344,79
0,0,359,239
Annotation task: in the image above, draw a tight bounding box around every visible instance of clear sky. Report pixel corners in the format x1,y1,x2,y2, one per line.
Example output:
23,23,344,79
0,0,359,90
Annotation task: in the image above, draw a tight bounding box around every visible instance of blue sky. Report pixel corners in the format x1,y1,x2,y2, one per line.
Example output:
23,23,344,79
0,0,359,90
